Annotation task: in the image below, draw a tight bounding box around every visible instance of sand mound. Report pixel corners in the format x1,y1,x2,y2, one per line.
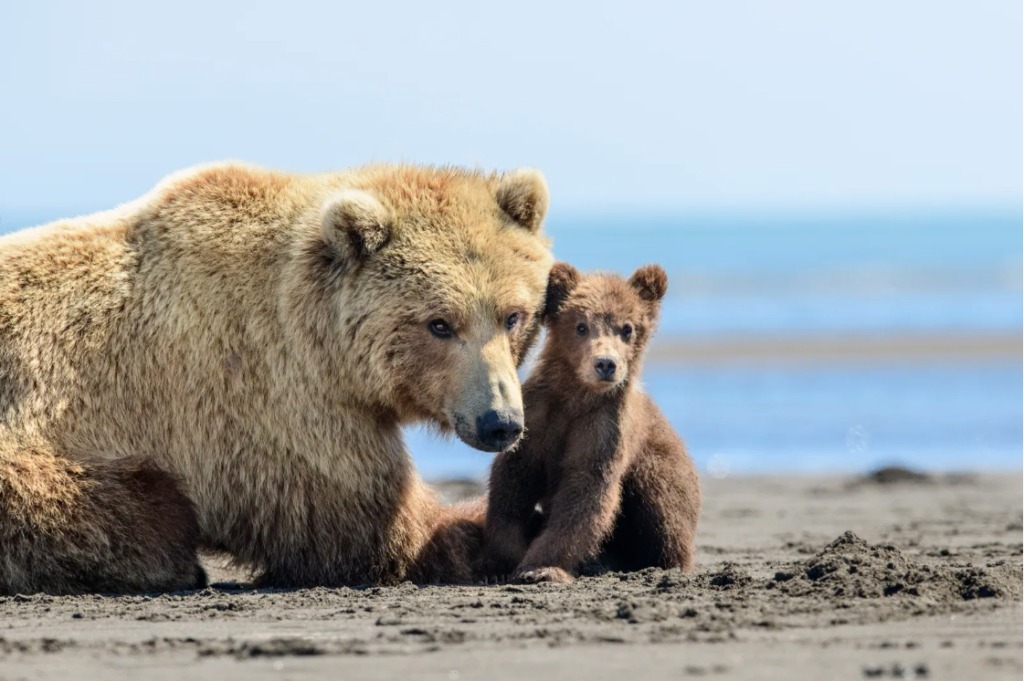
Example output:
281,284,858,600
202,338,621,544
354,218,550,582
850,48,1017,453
770,531,1018,602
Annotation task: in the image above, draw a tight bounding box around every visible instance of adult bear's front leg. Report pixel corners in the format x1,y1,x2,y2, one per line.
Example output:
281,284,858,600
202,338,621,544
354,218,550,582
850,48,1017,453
406,496,486,585
243,468,467,588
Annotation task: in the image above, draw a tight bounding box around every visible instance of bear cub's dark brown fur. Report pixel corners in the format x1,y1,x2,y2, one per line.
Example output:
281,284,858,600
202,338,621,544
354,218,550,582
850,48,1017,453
479,263,701,583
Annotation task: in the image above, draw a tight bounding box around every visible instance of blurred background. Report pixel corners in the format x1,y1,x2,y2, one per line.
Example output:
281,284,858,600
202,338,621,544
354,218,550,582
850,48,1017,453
1,1,1020,478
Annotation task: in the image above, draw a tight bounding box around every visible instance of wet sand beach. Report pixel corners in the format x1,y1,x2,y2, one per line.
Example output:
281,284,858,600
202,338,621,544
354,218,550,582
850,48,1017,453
1,471,1020,680
647,332,1023,365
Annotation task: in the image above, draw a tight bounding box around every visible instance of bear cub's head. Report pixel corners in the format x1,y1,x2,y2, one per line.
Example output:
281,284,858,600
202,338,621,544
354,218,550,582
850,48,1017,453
541,262,668,392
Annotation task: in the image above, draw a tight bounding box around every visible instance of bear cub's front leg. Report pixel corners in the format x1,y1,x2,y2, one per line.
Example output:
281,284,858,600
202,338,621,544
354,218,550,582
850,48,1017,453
477,448,547,581
511,442,629,583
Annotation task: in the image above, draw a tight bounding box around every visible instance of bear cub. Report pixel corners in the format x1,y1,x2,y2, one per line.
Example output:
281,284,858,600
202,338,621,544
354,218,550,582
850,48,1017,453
479,263,701,583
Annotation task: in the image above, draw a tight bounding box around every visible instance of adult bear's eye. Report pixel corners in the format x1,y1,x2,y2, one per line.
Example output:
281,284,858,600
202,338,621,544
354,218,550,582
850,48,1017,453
429,319,453,338
576,323,588,336
505,312,520,331
622,324,633,340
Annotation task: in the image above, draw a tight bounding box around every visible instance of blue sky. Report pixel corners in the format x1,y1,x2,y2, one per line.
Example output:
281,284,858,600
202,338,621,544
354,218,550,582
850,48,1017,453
0,1,1020,215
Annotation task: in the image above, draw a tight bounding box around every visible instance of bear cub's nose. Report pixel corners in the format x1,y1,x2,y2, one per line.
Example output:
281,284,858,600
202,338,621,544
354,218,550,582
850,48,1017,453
477,409,525,450
594,357,617,381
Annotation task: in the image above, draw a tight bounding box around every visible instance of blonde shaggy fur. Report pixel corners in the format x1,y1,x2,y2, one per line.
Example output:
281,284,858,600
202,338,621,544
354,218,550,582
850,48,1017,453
0,162,552,593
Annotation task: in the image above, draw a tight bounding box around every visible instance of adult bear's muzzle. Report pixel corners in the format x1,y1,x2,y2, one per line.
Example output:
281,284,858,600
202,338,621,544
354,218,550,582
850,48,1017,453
475,408,525,453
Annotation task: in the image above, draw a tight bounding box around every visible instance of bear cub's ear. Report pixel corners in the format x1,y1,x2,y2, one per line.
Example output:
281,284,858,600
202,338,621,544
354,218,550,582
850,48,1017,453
496,169,549,233
321,189,393,259
629,264,668,303
544,262,581,321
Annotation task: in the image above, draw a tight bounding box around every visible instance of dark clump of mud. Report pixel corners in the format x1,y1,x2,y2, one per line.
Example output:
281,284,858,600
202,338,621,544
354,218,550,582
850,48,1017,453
770,531,1019,603
199,637,326,659
0,637,74,655
704,563,753,590
860,466,933,486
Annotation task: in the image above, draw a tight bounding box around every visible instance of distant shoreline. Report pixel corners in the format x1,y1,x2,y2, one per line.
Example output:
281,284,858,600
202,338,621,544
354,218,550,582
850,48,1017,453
647,332,1022,364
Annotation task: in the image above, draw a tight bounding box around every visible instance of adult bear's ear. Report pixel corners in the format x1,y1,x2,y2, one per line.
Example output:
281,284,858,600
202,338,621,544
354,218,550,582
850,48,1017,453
629,264,668,303
321,189,393,259
544,262,581,321
496,168,549,233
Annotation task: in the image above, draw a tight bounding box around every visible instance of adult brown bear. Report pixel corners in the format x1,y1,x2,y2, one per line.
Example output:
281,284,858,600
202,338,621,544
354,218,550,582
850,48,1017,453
0,162,553,593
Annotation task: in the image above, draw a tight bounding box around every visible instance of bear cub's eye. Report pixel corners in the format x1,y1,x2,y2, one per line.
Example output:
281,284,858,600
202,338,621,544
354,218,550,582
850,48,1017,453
429,319,453,338
505,312,520,331
576,323,588,336
622,324,633,340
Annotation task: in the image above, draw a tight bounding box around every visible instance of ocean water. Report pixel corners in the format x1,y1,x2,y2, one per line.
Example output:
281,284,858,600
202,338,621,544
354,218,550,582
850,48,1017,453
2,208,1021,476
547,210,1023,338
409,209,1023,477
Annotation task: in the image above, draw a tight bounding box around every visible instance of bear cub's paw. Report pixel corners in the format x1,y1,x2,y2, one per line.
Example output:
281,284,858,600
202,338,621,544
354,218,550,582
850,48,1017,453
514,566,575,585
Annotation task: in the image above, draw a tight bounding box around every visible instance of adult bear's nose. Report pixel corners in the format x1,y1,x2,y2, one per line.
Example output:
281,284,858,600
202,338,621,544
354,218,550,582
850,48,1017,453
476,409,524,451
594,356,617,380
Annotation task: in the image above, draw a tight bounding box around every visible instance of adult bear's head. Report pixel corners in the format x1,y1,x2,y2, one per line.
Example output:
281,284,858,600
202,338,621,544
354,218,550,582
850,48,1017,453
293,165,553,453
